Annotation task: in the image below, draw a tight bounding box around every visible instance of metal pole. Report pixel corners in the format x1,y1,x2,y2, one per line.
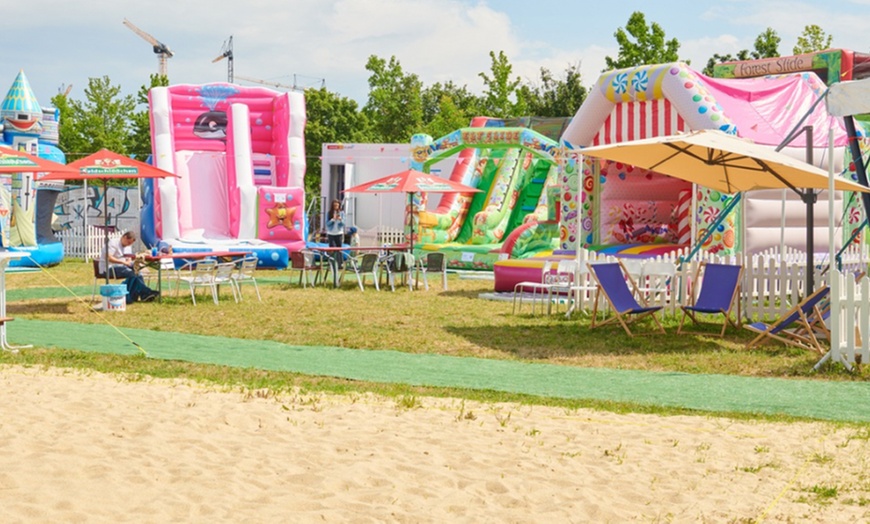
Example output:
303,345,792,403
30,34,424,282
843,116,870,240
83,179,88,262
137,178,142,248
408,192,414,254
805,126,815,294
815,128,850,371
779,189,786,259
775,125,816,294
103,180,109,284
827,128,838,367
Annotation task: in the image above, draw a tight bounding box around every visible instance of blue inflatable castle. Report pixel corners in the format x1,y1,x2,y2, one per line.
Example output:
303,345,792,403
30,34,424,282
0,70,66,267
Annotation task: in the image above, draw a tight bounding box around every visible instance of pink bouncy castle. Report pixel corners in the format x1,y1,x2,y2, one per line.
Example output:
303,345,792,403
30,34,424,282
144,83,307,268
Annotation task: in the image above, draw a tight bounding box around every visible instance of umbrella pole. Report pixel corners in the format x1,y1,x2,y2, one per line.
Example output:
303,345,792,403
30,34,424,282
804,131,815,295
104,180,110,285
408,192,414,255
804,190,815,294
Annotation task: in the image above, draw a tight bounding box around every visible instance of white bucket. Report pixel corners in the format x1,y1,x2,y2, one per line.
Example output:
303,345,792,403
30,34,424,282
100,284,127,312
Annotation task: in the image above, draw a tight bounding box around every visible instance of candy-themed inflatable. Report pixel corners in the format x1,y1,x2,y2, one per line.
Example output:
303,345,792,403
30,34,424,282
560,62,864,257
0,70,66,267
143,83,307,268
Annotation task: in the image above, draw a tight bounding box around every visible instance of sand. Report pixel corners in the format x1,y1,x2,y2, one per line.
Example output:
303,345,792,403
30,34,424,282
0,365,868,523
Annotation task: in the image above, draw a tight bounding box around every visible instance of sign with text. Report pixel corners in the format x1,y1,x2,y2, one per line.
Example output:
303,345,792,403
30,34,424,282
729,53,816,78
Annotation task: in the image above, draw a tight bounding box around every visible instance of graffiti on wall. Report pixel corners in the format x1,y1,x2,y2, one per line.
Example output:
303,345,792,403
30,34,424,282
54,185,140,232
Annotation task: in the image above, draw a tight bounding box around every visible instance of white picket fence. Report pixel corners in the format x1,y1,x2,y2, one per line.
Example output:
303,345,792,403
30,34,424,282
557,246,870,371
56,226,122,260
567,244,870,321
375,226,407,246
826,270,870,369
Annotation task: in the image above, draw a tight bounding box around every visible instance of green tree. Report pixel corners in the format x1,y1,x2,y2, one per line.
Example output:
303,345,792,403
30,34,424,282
421,81,481,133
702,27,779,76
304,87,374,201
54,76,136,161
128,74,169,158
363,55,423,142
424,95,469,139
604,11,681,70
753,27,781,59
50,90,77,159
520,64,587,117
702,51,749,76
793,24,833,54
478,50,525,118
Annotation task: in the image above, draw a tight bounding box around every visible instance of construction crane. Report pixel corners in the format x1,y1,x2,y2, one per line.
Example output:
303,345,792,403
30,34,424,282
235,74,299,91
122,18,174,77
235,74,324,91
212,35,233,83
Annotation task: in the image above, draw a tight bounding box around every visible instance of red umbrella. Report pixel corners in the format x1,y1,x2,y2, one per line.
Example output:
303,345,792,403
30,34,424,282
344,169,481,253
0,145,78,175
39,149,179,283
40,149,179,182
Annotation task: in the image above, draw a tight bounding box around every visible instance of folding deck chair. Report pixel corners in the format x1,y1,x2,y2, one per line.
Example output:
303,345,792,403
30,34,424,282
744,286,830,354
587,262,665,337
677,262,744,337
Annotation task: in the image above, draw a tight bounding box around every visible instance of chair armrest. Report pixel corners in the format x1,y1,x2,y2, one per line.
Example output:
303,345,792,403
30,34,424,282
177,261,197,271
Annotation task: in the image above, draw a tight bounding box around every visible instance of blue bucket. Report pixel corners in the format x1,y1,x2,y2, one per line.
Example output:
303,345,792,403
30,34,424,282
99,284,127,311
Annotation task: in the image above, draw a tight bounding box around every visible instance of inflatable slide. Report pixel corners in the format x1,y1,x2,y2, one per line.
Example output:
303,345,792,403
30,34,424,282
144,83,307,268
411,125,560,270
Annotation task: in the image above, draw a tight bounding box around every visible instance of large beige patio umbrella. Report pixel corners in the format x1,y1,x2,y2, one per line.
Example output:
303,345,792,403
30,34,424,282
579,129,870,194
579,129,870,292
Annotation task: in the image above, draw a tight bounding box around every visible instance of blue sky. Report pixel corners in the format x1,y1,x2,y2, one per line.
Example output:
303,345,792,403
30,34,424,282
2,0,869,111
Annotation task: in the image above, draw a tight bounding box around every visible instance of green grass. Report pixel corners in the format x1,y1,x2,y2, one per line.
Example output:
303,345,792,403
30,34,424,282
1,259,867,421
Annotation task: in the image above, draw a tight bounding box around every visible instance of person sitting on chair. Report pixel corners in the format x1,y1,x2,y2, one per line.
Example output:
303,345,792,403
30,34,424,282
100,231,159,302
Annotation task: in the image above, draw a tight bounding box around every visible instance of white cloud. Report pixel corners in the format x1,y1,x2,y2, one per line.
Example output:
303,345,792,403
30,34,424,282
3,0,870,114
680,34,743,71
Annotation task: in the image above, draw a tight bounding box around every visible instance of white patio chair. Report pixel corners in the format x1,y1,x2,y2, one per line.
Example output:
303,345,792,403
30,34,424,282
231,256,261,302
383,252,413,291
512,260,556,315
176,259,218,305
620,259,645,287
566,261,599,317
637,260,676,309
549,259,579,315
213,261,239,303
346,253,381,291
416,252,448,291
